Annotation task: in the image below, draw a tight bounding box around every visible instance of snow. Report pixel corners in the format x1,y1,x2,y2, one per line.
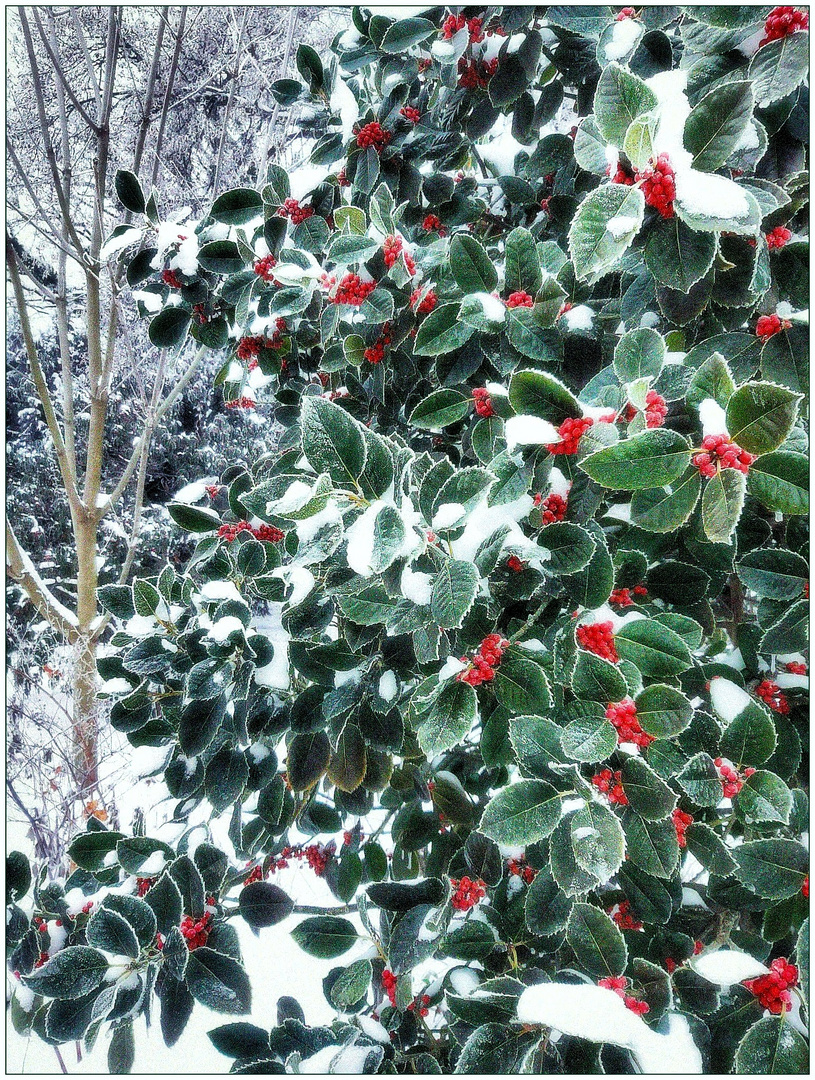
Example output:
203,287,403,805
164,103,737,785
400,564,434,606
100,226,142,261
355,1015,390,1044
734,122,760,151
137,851,167,875
674,170,751,221
606,214,639,240
562,304,594,331
438,656,466,681
100,678,134,695
345,497,422,577
206,616,245,643
517,983,703,1074
448,967,481,995
604,17,641,60
698,398,729,437
330,76,359,139
690,949,768,986
198,580,243,604
548,467,572,499
479,113,534,176
251,608,291,692
173,479,214,503
432,503,466,531
378,670,398,702
271,565,315,607
248,741,272,763
471,291,506,323
172,235,200,277
452,493,534,564
646,69,692,173
505,415,560,451
709,677,753,724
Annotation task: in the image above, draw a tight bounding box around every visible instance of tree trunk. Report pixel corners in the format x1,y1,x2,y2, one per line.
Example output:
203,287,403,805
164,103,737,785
74,513,100,794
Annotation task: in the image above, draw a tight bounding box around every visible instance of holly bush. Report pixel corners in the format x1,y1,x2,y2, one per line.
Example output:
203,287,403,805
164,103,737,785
7,5,810,1075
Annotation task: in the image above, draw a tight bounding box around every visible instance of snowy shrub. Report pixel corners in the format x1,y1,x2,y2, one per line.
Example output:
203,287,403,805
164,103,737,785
7,5,809,1074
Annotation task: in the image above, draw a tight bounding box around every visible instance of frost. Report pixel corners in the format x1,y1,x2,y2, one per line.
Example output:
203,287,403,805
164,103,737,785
378,670,398,702
562,304,594,331
334,666,361,689
698,398,729,437
606,215,639,240
400,564,433,606
517,983,703,1073
640,311,660,328
709,676,753,724
177,754,198,777
691,949,769,986
471,291,506,322
572,826,599,841
674,170,751,221
604,17,641,60
734,122,760,151
432,503,466,531
505,415,560,451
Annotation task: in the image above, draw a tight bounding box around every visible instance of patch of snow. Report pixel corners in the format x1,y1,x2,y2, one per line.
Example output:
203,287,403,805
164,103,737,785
675,170,751,221
438,656,466,682
562,304,594,331
198,580,243,604
640,311,660,328
400,564,434,606
709,677,752,724
698,398,729,437
174,479,215,504
101,226,142,261
647,69,693,173
100,678,133,695
206,616,244,643
378,670,398,702
471,291,506,322
517,983,703,1074
550,468,573,500
734,122,760,152
691,949,768,986
452,492,534,564
604,18,641,60
330,76,359,140
432,503,466,531
448,967,481,995
172,235,199,276
505,415,560,451
137,851,167,876
271,566,315,608
248,742,271,763
355,1016,390,1044
606,214,639,240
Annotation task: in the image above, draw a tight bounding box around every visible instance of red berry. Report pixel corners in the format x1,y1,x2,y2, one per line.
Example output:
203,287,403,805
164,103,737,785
744,957,798,1014
547,416,594,455
410,287,438,314
506,555,525,573
254,254,278,282
755,679,790,714
616,7,638,20
606,699,652,747
608,899,643,931
450,876,487,911
760,7,808,47
472,387,495,418
534,492,568,524
331,272,377,306
766,226,792,249
278,198,314,225
785,661,807,675
400,106,421,123
756,313,791,341
355,122,391,153
506,291,534,309
576,621,618,663
609,588,633,608
162,269,183,289
592,768,628,805
672,808,693,848
634,154,676,219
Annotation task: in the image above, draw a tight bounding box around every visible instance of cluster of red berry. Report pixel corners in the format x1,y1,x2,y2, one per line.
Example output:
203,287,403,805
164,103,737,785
507,857,537,884
609,584,648,607
505,290,534,308
407,994,432,1018
217,521,284,543
598,976,650,1015
610,162,635,186
81,900,95,915
450,876,487,911
616,6,638,19
355,121,391,152
236,335,266,361
534,492,568,524
606,699,653,747
766,226,792,249
331,273,377,306
243,864,265,886
642,389,668,428
225,396,256,410
744,958,799,1014
785,661,807,675
608,899,643,931
457,55,499,89
422,213,447,235
692,434,756,477
760,6,808,47
472,387,495,418
755,678,790,713
343,830,363,846
714,758,755,798
271,843,332,876
638,154,676,217
410,287,438,314
253,254,278,282
802,876,809,898
756,313,791,341
506,555,526,573
442,13,488,41
277,198,314,225
162,268,184,289
400,106,421,123
206,484,221,500
180,911,212,951
136,877,156,897
456,633,510,686
381,968,398,1006
577,621,618,662
672,808,693,848
364,323,393,365
592,767,628,805
547,416,594,455
383,235,415,274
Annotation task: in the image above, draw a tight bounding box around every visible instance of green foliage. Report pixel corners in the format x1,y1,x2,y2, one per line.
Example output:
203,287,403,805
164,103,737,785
12,5,809,1074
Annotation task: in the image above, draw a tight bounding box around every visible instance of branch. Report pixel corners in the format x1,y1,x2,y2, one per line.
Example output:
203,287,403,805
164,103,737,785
291,904,358,915
31,8,101,132
6,237,80,508
212,8,249,194
97,343,208,518
6,519,79,643
150,6,187,191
